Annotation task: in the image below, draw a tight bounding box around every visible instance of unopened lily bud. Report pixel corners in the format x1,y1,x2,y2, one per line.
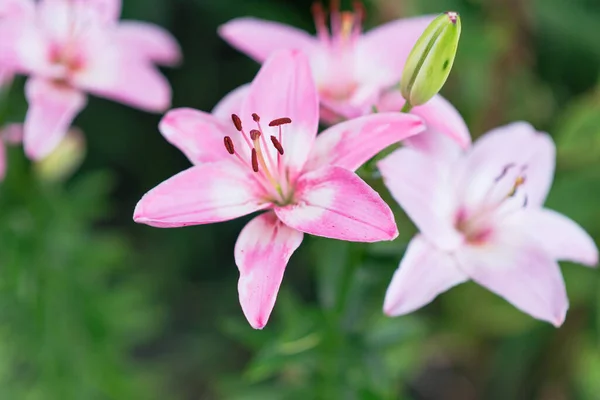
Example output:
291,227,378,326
400,11,461,108
34,127,86,182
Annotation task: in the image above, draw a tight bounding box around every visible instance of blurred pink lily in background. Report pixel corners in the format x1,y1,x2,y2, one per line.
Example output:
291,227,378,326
0,0,32,86
0,0,181,160
134,50,425,329
379,123,598,327
219,1,433,123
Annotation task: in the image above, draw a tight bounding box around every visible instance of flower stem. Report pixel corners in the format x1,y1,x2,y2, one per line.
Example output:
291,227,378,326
401,101,413,113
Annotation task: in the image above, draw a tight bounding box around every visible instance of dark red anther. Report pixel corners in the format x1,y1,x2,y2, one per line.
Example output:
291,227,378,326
268,117,292,127
231,114,243,131
223,136,235,154
353,1,365,23
251,149,259,172
312,2,325,19
270,136,284,155
252,113,260,122
250,129,261,140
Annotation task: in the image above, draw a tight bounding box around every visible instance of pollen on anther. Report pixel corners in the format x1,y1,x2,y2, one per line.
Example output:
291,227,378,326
270,136,284,155
251,148,259,172
231,114,243,131
250,129,261,140
223,136,235,154
252,113,260,122
269,117,292,127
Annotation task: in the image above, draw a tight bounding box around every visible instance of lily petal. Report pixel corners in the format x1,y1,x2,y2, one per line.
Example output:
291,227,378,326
74,50,171,113
384,235,468,316
305,112,425,172
218,17,317,63
378,147,463,250
458,122,555,210
275,166,397,242
67,0,121,24
456,238,568,327
212,84,250,121
517,208,598,267
355,15,435,88
159,108,236,165
235,212,303,329
24,78,87,160
242,50,319,178
133,161,270,228
116,21,182,66
377,91,471,152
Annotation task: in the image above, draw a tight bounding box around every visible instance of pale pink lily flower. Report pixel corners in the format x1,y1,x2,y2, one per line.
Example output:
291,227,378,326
0,0,181,160
379,122,598,327
218,2,434,123
0,0,33,86
134,50,426,329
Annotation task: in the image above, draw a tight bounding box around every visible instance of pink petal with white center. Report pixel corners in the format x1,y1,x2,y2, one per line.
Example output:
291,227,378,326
116,21,182,66
275,166,398,242
354,15,435,88
384,235,468,316
218,17,317,63
242,50,319,177
133,161,270,228
378,147,463,251
23,78,87,160
377,91,471,152
456,237,569,327
457,122,555,212
75,52,171,112
517,208,598,267
159,108,236,165
235,212,304,329
211,84,250,121
305,112,425,172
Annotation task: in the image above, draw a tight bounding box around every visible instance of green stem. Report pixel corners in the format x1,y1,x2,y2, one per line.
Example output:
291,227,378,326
401,101,413,113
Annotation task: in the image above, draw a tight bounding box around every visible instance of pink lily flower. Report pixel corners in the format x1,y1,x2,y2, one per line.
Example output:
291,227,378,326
134,50,426,329
218,1,434,123
0,0,181,160
0,0,32,86
379,123,598,327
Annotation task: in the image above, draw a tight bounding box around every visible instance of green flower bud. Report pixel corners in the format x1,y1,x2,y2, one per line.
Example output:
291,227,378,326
400,11,461,109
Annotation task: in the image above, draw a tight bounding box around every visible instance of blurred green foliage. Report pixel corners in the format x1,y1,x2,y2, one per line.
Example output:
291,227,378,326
0,0,599,399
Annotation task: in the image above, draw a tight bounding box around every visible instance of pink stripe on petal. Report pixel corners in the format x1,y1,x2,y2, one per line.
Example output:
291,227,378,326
305,112,425,172
378,147,463,251
242,50,319,179
24,78,87,160
159,108,235,165
218,17,317,63
235,212,303,329
275,166,398,242
384,235,468,316
456,239,568,327
133,161,270,228
116,21,182,66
